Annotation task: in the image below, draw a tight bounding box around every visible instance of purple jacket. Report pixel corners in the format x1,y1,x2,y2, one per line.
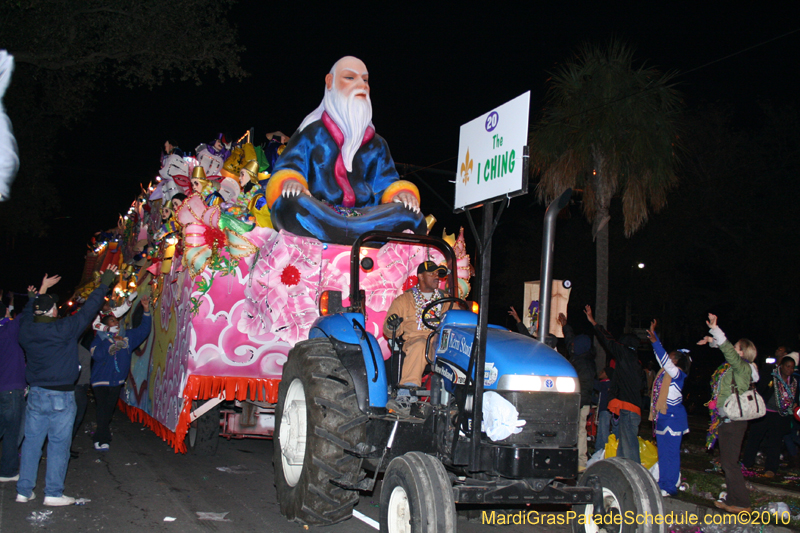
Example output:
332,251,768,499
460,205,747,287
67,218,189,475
0,317,26,391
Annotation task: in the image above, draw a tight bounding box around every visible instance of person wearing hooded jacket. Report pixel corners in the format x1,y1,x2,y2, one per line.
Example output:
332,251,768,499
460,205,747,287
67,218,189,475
557,313,595,471
16,268,117,506
90,296,151,451
584,304,643,464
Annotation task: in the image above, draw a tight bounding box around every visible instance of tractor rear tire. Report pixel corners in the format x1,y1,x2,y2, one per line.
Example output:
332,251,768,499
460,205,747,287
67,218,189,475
379,452,456,533
572,457,664,533
185,400,220,456
274,338,367,525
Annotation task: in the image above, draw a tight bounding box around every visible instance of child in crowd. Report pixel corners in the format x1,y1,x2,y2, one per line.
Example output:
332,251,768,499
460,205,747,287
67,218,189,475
647,319,691,497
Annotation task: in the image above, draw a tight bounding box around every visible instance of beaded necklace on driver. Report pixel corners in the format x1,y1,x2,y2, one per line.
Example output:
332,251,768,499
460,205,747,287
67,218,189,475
411,286,444,329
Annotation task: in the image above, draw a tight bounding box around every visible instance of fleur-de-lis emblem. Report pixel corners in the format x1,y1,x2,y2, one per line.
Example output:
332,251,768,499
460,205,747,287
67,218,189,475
460,149,473,185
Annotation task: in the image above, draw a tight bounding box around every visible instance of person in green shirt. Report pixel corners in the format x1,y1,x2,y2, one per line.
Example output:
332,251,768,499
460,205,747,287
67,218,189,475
698,313,758,514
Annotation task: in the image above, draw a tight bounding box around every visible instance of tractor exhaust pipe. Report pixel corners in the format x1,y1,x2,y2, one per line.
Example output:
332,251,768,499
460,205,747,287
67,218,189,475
537,189,572,341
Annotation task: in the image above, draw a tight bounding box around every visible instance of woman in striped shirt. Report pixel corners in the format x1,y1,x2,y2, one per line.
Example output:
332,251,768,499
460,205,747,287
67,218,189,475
647,319,691,497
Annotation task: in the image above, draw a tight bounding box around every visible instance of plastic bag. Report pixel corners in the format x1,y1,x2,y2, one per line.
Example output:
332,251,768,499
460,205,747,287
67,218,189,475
603,435,658,469
482,391,526,441
587,448,605,468
604,434,619,458
639,438,658,469
649,462,659,481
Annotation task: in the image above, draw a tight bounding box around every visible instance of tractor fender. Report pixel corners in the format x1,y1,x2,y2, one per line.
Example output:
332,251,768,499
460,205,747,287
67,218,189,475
309,313,388,411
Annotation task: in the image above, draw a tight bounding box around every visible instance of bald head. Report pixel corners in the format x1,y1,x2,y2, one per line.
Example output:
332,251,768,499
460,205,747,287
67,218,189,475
325,56,369,99
297,56,375,171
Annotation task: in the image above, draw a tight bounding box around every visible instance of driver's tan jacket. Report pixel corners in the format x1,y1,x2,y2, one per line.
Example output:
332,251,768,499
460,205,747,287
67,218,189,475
383,291,451,387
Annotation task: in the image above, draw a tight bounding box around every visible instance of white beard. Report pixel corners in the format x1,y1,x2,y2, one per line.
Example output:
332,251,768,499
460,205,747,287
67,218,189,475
299,87,374,172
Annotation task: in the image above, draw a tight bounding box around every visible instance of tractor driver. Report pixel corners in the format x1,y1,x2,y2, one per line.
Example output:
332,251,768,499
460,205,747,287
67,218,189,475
384,261,452,410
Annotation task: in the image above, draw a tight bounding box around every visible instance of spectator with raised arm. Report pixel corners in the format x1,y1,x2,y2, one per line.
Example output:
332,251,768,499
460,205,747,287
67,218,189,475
584,304,643,464
16,267,118,507
507,306,532,336
90,296,152,451
698,313,756,514
646,319,691,497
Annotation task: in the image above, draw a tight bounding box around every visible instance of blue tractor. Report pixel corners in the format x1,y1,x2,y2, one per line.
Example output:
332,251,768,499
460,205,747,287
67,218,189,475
273,194,664,532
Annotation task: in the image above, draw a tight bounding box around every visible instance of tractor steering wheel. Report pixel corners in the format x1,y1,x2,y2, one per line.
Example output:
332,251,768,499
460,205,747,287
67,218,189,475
421,297,469,331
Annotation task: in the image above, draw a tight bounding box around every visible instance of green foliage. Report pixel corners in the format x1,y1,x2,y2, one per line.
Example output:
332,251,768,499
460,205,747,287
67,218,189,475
189,251,236,315
530,39,684,237
3,0,246,91
0,0,247,241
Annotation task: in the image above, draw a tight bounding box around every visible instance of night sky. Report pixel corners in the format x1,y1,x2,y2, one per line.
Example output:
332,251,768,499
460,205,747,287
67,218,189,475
5,2,800,351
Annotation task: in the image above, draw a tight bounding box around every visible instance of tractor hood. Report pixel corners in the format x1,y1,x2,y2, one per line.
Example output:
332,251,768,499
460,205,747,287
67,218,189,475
433,310,578,393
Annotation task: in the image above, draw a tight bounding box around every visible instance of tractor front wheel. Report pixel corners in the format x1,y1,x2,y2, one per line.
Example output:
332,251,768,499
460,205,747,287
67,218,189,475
379,452,456,533
572,457,664,533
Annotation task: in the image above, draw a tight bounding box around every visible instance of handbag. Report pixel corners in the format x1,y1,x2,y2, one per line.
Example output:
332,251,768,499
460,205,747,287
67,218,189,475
723,376,766,421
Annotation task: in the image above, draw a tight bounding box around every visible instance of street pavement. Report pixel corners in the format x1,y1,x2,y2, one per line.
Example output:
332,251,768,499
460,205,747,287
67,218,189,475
0,405,571,532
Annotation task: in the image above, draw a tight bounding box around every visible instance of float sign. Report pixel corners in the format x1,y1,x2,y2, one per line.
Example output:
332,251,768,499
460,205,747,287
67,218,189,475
454,91,530,212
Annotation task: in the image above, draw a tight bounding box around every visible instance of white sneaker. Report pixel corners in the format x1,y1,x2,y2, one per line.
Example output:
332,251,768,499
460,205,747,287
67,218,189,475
0,474,19,482
660,490,671,497
94,442,110,451
44,495,76,506
16,491,35,503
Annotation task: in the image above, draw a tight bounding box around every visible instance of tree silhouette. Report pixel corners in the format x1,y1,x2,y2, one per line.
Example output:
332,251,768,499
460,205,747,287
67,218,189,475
0,0,247,240
530,39,684,367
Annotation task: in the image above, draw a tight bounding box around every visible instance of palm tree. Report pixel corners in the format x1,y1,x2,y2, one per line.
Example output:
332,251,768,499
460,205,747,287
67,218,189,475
530,39,683,368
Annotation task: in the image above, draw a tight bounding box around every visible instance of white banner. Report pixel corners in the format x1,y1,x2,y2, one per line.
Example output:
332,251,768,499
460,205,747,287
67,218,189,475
454,92,530,211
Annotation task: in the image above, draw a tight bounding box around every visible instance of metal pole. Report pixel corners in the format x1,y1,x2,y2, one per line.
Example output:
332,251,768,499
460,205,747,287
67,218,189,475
470,201,493,469
537,189,572,341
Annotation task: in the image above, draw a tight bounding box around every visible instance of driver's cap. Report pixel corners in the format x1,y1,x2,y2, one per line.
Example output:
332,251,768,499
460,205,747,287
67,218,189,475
417,261,447,277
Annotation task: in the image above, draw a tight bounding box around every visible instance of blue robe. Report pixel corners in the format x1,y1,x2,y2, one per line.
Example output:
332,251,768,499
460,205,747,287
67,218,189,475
268,120,425,244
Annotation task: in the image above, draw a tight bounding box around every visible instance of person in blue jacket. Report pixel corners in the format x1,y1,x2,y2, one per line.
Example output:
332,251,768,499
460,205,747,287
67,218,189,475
17,267,118,506
90,296,151,451
0,291,27,482
646,319,691,497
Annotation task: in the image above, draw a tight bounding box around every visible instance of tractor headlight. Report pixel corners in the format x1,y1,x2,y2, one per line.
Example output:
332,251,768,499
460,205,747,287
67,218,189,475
555,377,576,393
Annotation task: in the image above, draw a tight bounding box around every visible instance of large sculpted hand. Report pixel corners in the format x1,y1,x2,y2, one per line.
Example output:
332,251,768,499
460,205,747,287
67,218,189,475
393,191,420,213
282,180,311,198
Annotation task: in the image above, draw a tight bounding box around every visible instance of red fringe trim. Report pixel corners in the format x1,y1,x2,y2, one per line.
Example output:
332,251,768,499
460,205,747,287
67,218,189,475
117,400,186,453
119,375,281,454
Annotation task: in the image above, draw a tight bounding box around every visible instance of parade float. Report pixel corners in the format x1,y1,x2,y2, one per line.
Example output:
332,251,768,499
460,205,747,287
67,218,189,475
74,56,474,453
